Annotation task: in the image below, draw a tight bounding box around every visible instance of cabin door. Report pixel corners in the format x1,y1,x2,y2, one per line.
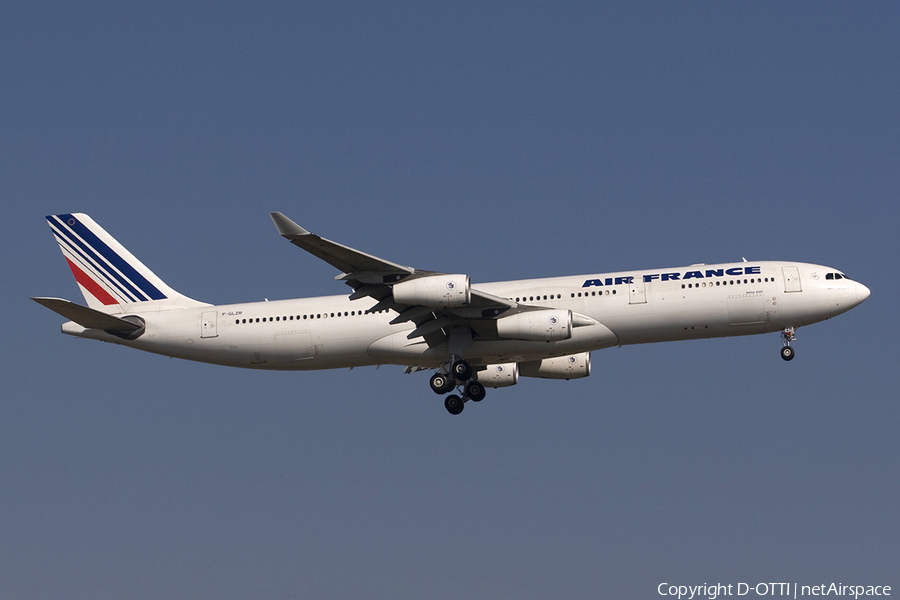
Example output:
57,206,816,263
629,280,647,304
200,311,218,338
782,267,802,293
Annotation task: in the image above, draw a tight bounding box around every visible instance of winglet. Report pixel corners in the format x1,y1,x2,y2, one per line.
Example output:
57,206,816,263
270,212,310,237
268,212,413,276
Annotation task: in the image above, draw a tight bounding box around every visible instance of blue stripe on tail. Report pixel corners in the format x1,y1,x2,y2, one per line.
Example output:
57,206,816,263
49,214,167,301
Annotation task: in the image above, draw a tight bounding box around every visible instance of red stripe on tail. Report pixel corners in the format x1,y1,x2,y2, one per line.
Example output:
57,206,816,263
65,258,118,306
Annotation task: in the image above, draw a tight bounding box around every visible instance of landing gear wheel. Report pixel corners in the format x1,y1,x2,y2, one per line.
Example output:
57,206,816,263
780,346,795,361
444,394,464,415
451,360,472,381
430,372,454,395
465,381,486,402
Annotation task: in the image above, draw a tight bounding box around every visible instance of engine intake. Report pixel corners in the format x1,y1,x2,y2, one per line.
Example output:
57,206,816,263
393,274,471,309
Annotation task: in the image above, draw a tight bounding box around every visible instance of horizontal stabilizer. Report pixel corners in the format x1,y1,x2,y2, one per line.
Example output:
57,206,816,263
32,297,142,333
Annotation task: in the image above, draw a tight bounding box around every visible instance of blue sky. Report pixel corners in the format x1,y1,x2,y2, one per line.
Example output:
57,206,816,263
2,2,898,598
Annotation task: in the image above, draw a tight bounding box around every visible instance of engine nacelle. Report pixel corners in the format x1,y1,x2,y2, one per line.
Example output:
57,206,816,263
392,274,470,309
519,352,591,380
495,309,572,342
474,363,519,388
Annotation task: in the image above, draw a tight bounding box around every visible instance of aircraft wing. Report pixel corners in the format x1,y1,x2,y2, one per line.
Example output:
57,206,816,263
270,212,413,278
270,212,524,345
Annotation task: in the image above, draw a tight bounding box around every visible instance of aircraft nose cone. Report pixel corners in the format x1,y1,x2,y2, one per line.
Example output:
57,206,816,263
856,282,871,304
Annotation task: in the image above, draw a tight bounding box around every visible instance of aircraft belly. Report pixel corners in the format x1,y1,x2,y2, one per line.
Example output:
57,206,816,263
367,321,619,366
726,292,766,325
275,330,316,363
367,331,446,366
603,289,788,345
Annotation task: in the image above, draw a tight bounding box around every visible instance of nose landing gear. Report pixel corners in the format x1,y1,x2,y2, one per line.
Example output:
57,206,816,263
781,327,796,361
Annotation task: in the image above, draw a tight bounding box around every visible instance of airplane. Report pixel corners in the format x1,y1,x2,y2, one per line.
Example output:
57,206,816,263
34,212,871,415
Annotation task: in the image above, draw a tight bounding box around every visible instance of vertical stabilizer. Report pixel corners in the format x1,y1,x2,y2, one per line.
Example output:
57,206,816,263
45,213,203,312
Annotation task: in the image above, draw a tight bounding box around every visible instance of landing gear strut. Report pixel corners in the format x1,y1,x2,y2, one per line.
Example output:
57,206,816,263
781,327,796,361
433,359,487,415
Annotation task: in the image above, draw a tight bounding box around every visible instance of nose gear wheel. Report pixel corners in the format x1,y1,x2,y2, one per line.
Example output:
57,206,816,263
780,327,796,361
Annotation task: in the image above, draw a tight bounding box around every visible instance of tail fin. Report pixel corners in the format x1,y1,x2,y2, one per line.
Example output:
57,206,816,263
45,213,204,312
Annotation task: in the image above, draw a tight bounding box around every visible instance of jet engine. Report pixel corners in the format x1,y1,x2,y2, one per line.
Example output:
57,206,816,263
474,363,519,388
519,352,591,380
495,309,572,342
392,274,470,309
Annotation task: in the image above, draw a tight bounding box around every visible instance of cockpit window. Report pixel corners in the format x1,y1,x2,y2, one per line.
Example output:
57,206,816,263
826,273,846,281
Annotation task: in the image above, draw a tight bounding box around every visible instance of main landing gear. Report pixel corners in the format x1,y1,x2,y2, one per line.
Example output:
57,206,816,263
431,359,486,415
780,327,796,361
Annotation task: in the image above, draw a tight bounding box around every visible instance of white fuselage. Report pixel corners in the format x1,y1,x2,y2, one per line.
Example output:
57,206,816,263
63,261,869,370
